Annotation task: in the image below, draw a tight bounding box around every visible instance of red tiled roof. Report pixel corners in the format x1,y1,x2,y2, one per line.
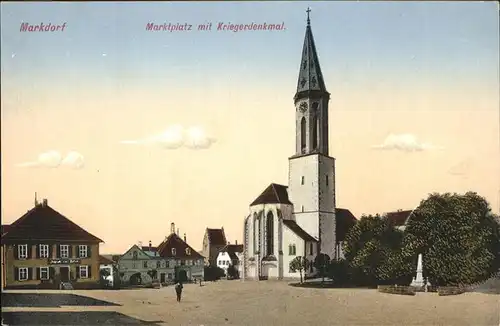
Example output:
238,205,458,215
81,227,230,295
220,244,244,261
99,255,114,265
386,210,413,227
206,228,227,246
283,220,318,242
157,233,204,259
1,203,103,243
250,183,292,206
1,224,10,236
336,208,358,242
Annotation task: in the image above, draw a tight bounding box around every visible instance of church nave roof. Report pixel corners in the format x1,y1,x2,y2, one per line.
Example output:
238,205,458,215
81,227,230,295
250,183,292,206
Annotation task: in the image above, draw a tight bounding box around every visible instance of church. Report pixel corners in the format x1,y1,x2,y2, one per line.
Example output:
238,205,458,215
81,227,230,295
242,10,357,281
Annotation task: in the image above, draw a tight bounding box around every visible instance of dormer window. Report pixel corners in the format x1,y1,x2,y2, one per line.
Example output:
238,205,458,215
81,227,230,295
186,248,191,255
172,248,176,255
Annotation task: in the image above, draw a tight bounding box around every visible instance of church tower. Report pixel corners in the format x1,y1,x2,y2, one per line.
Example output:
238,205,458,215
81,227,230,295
288,9,336,259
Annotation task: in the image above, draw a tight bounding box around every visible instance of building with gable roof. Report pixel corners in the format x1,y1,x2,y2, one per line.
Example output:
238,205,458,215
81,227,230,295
1,198,103,289
216,242,244,276
201,227,227,266
118,222,204,285
242,10,357,281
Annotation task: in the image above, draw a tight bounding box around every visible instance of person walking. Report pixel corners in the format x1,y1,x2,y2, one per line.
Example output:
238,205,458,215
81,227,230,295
174,281,183,302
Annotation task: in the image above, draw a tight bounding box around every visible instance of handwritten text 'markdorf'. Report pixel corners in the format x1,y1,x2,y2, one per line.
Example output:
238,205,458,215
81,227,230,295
146,22,286,33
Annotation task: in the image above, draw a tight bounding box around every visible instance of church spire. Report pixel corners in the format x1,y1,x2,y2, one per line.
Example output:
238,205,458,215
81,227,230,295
294,7,329,102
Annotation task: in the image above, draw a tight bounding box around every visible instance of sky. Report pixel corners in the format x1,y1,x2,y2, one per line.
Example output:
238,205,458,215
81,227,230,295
1,1,499,254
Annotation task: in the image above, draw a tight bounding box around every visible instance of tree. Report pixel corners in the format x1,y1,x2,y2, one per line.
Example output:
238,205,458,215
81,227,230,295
99,269,111,288
402,192,500,286
328,259,350,286
147,269,158,281
289,256,309,284
343,214,406,286
314,253,330,283
227,264,239,279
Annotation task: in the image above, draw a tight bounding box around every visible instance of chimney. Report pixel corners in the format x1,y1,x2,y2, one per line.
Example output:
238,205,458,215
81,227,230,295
183,233,186,242
149,240,152,250
170,223,175,234
177,228,179,235
227,241,230,245
235,240,238,245
42,199,48,206
34,192,38,206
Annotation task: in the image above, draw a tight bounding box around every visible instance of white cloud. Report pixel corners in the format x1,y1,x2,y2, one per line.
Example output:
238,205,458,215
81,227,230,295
61,151,85,169
120,125,217,150
371,134,443,152
16,150,85,169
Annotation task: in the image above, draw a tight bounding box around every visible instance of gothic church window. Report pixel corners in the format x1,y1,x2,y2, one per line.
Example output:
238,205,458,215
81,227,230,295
326,175,329,186
312,115,318,150
253,213,257,254
266,212,274,256
300,117,306,153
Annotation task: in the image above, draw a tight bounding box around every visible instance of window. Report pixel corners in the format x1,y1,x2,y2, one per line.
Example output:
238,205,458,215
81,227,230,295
40,267,49,280
79,265,89,278
156,261,161,268
288,244,296,256
309,243,313,255
78,245,88,258
300,117,306,153
181,260,185,266
166,261,170,268
325,175,329,186
143,261,148,268
171,248,176,255
39,244,49,258
132,262,137,269
301,176,304,185
18,244,28,259
187,260,192,266
266,211,274,256
18,267,29,281
301,205,304,212
186,248,191,255
60,245,69,258
312,115,318,150
133,251,138,260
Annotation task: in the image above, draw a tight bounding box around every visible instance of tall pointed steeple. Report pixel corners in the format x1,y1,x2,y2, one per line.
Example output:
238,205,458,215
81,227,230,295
294,8,329,102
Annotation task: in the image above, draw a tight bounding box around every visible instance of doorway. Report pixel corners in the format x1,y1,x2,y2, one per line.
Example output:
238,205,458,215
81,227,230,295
160,273,165,283
60,266,70,282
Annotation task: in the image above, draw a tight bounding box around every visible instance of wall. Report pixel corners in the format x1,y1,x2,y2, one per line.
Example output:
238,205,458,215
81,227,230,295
288,154,320,240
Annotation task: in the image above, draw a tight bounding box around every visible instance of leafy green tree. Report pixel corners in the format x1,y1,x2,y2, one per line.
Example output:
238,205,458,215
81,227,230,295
402,192,500,286
147,269,158,281
314,253,330,283
328,259,350,285
344,214,406,285
289,256,309,284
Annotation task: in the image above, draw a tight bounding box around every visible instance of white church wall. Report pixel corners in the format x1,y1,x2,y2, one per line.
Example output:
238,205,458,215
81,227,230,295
288,155,320,239
282,226,307,279
317,155,335,212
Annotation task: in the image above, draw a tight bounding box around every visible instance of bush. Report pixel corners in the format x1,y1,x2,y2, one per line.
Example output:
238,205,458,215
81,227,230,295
377,285,416,296
328,259,351,285
204,265,225,281
438,286,465,296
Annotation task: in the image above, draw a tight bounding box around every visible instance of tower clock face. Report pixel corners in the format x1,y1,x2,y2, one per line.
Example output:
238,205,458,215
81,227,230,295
299,102,308,113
